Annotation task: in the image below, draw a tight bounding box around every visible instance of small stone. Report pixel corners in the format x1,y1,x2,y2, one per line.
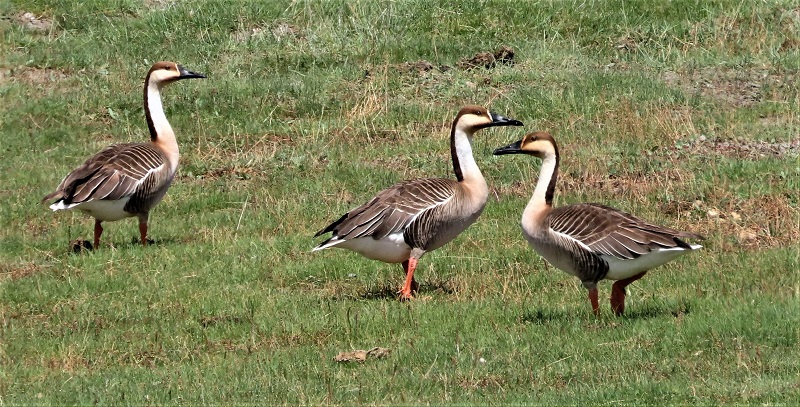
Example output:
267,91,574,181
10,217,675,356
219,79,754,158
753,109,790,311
707,208,720,219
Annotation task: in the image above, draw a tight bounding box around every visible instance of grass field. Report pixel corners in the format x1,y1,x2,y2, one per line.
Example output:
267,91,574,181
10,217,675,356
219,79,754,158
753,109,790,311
2,0,799,404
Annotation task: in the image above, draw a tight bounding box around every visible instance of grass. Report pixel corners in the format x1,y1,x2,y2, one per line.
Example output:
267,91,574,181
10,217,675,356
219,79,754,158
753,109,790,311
2,0,800,404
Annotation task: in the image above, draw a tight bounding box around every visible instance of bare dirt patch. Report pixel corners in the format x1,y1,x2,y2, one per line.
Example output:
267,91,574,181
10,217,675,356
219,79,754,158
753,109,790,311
395,60,438,74
15,11,54,31
686,195,799,250
333,347,391,362
0,262,44,281
457,45,515,70
144,0,177,10
662,67,796,107
231,22,304,43
7,66,69,85
388,46,516,77
669,136,800,159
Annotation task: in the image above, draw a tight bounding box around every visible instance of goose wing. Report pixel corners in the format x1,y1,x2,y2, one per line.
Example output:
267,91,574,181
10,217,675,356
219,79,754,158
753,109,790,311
43,143,167,205
549,203,701,260
314,178,457,246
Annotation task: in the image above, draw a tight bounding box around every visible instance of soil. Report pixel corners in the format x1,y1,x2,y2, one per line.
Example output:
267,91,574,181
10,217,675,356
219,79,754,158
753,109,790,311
15,11,53,31
662,67,796,107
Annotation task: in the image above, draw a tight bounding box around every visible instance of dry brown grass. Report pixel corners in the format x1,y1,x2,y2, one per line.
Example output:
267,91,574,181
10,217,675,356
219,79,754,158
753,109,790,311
0,262,44,281
693,194,800,250
662,67,797,107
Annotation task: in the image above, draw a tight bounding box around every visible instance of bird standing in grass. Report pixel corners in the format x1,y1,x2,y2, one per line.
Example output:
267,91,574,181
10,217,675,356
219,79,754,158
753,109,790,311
494,132,702,315
43,61,205,249
314,105,523,300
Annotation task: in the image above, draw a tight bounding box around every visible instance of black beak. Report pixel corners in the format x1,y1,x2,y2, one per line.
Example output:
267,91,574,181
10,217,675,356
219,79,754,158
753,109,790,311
485,112,524,128
177,64,206,79
493,139,524,155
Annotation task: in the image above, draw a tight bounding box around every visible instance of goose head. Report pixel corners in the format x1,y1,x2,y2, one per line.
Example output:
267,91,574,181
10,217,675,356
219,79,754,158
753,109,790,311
494,131,558,159
147,61,206,88
453,105,523,135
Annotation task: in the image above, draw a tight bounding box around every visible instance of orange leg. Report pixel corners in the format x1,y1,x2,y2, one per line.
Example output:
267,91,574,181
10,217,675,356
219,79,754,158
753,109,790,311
398,258,418,300
93,220,103,249
138,221,148,246
588,287,600,316
610,272,647,316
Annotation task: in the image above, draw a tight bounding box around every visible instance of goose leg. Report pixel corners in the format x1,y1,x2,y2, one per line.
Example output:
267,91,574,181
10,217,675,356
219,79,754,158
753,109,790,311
93,220,103,249
398,258,418,300
137,214,149,246
610,271,647,316
588,287,600,316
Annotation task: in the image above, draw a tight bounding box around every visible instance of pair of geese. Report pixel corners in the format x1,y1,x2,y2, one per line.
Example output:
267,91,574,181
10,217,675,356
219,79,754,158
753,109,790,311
44,61,702,316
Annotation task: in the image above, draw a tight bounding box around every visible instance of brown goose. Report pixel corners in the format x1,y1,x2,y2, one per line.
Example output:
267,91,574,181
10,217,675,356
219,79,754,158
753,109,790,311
494,132,703,315
313,105,523,299
43,61,205,248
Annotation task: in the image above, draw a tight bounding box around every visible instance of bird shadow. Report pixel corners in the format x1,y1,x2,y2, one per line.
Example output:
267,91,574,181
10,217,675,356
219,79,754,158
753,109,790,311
67,236,184,254
356,279,456,301
621,302,692,320
125,236,184,247
521,302,691,324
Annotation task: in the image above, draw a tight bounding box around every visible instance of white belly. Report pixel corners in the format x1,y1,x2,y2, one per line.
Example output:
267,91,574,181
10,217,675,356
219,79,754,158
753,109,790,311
62,198,134,221
603,245,701,280
335,232,412,263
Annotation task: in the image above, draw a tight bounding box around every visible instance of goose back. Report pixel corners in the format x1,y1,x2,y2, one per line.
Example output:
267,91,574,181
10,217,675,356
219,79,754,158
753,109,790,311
44,142,174,219
550,203,701,259
315,177,485,255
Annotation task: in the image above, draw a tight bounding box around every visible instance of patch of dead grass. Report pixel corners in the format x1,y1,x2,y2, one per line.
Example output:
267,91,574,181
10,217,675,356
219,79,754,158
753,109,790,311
662,67,796,107
456,374,506,391
181,132,295,180
230,22,304,43
143,0,178,11
8,66,69,85
666,136,800,159
46,353,91,372
690,194,799,250
203,330,332,354
0,262,44,281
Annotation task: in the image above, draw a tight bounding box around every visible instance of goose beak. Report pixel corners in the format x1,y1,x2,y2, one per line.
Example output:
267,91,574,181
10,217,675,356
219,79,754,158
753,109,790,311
493,139,524,155
486,112,524,128
177,65,206,80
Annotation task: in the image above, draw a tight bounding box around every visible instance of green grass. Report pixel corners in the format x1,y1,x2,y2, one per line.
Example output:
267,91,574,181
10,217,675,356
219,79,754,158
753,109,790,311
2,0,800,404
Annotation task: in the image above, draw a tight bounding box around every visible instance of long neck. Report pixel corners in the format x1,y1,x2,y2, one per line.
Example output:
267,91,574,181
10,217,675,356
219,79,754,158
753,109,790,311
144,79,179,172
523,150,559,227
450,126,484,184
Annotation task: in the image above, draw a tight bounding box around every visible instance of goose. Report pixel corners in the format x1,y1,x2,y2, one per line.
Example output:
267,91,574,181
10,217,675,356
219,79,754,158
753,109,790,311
42,61,205,249
493,132,702,315
313,105,523,300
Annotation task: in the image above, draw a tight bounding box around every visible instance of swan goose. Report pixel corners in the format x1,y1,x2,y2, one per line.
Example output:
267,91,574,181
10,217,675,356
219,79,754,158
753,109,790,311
314,105,523,300
43,61,205,248
494,132,702,315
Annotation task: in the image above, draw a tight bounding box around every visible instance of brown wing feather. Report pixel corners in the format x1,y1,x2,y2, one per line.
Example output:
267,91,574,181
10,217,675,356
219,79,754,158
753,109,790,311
550,203,702,260
315,178,457,242
43,143,166,205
